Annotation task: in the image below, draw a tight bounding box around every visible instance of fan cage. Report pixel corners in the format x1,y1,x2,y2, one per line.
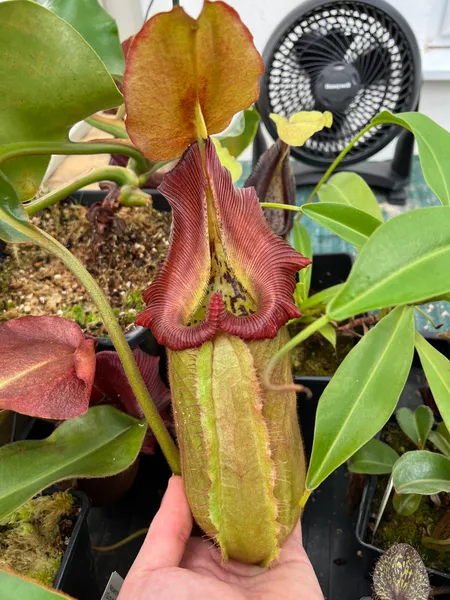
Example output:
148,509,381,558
258,0,421,166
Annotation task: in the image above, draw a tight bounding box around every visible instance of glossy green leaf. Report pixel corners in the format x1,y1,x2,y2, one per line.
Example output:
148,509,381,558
428,431,450,458
301,284,344,310
393,450,450,495
0,571,73,600
318,323,336,348
302,203,382,250
396,405,433,449
291,222,312,299
219,107,260,158
0,406,146,519
0,1,122,200
34,0,125,76
348,438,399,474
392,492,422,516
307,305,415,490
0,172,34,243
373,111,450,206
328,207,450,320
318,171,383,221
415,332,450,435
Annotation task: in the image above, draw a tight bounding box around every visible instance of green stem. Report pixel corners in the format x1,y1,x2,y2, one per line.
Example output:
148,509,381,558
24,167,140,217
172,0,180,6
415,306,442,330
0,141,148,175
85,115,128,139
93,527,148,552
138,159,175,186
295,122,375,221
260,202,303,212
2,215,180,474
262,314,330,391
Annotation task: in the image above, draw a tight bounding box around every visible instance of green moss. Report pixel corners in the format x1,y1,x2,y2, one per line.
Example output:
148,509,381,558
124,289,145,312
0,491,76,587
370,425,450,573
288,323,355,376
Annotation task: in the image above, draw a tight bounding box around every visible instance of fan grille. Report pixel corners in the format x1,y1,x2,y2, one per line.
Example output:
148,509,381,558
261,0,419,165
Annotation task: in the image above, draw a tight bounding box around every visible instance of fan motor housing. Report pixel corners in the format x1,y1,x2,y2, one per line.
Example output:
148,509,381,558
258,0,422,167
315,64,361,111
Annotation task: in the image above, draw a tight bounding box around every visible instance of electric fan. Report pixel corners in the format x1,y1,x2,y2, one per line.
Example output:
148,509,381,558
256,0,422,204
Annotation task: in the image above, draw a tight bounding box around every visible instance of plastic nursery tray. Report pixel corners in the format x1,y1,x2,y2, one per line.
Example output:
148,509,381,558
297,380,373,599
53,490,99,600
356,475,450,591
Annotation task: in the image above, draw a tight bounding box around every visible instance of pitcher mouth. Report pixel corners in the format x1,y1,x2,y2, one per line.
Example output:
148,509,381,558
136,139,310,351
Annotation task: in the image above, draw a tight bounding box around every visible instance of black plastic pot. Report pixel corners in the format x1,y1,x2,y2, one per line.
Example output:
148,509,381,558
356,475,450,589
68,188,170,213
294,250,354,398
53,490,99,599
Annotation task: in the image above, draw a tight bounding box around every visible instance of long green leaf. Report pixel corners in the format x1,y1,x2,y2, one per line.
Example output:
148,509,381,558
373,111,450,206
0,172,34,243
437,421,450,444
328,206,450,320
302,203,382,250
34,0,125,76
429,431,450,458
348,439,399,474
291,222,312,299
393,450,450,495
0,571,73,600
0,406,146,519
301,283,344,310
306,305,415,490
0,1,122,200
415,332,450,435
318,171,383,221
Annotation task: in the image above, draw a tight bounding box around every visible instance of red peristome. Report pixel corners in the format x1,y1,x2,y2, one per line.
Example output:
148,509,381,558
137,140,310,351
0,316,96,419
92,348,171,454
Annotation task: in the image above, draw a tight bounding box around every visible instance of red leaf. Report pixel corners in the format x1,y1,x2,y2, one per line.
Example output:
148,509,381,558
92,348,171,454
137,139,310,350
0,317,96,419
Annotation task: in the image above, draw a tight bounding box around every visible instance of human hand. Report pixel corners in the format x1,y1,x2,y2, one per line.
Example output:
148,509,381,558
119,475,323,600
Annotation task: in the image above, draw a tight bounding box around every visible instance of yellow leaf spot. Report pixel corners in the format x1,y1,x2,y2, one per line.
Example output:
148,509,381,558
270,111,333,147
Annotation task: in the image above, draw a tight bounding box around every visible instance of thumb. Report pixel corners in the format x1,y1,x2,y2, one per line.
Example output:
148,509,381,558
128,475,193,573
